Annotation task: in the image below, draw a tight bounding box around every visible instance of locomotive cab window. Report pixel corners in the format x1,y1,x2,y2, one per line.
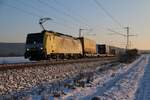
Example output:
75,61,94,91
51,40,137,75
26,33,44,44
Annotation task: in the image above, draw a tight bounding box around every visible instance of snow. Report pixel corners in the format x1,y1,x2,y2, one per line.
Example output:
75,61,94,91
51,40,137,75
63,55,148,100
0,57,31,64
135,54,150,100
3,55,150,100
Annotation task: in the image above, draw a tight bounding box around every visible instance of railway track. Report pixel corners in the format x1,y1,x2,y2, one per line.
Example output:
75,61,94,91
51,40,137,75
0,57,117,71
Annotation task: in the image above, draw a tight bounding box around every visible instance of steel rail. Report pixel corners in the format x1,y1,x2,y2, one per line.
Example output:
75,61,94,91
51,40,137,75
0,57,117,71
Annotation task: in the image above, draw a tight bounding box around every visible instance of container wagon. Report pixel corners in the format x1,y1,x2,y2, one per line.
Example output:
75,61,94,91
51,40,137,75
96,44,110,56
78,37,96,56
109,46,125,55
96,44,125,56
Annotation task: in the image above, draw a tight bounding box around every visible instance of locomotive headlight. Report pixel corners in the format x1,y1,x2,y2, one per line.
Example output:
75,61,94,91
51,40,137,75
40,47,43,50
26,48,29,51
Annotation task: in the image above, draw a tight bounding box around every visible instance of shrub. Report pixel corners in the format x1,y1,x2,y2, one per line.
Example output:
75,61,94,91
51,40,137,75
119,49,139,63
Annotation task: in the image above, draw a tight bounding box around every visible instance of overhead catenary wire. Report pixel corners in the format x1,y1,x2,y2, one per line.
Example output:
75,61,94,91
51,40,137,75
15,0,46,17
53,0,90,26
37,0,88,27
53,0,95,36
107,28,126,37
18,0,77,26
93,0,138,49
93,0,123,28
4,3,41,18
14,0,78,30
3,0,93,36
3,2,78,33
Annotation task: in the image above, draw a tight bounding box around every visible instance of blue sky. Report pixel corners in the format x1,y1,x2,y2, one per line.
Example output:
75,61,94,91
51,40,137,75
0,0,150,50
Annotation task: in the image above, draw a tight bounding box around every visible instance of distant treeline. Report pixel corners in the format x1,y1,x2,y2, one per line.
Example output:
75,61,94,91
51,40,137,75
0,43,25,57
138,50,150,54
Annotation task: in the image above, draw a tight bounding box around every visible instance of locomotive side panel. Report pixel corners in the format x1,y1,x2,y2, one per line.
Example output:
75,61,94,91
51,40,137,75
45,31,82,55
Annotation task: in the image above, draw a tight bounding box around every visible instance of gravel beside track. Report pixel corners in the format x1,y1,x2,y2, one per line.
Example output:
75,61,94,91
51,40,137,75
0,57,116,96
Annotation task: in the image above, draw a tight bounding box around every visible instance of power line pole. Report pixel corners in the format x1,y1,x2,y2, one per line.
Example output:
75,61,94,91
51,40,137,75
79,28,85,37
108,27,137,51
124,27,129,50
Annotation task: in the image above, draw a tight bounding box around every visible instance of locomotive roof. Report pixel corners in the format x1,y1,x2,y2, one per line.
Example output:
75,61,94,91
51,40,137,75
28,30,81,40
28,30,75,38
45,30,76,38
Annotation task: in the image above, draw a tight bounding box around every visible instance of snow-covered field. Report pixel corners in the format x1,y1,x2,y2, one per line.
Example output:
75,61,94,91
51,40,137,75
0,57,31,64
135,55,150,100
63,55,147,100
1,55,150,100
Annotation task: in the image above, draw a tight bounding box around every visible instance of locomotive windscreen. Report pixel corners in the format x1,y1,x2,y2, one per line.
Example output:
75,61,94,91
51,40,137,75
26,33,44,44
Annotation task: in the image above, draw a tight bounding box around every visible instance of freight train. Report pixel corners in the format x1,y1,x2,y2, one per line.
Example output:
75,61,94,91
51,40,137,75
24,30,125,60
96,44,125,56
